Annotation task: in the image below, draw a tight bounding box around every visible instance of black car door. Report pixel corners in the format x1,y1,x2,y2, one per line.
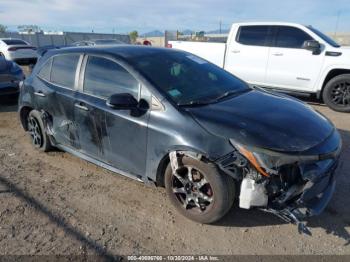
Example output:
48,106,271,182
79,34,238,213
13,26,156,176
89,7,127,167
76,55,150,177
35,53,82,148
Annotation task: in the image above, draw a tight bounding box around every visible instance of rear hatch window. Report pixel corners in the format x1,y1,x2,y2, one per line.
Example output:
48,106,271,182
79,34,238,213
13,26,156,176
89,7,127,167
3,39,28,45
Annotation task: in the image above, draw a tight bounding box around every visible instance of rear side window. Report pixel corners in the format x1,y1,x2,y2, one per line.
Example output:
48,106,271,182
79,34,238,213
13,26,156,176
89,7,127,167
237,26,270,46
2,39,28,45
37,58,52,81
51,54,80,88
83,56,139,99
275,26,313,48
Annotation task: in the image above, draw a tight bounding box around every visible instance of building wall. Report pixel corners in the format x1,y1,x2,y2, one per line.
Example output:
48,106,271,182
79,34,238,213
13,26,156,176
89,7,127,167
0,32,130,47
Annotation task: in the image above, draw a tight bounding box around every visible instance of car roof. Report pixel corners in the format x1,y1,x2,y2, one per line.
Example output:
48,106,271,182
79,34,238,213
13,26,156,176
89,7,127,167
46,45,180,60
231,22,308,28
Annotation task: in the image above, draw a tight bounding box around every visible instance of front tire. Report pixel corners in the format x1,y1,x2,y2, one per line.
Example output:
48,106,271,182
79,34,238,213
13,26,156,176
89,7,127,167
27,110,52,152
323,74,350,112
164,156,235,224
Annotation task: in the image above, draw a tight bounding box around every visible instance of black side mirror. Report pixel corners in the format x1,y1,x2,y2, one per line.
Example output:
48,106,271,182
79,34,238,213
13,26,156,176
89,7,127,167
302,40,321,54
107,93,138,109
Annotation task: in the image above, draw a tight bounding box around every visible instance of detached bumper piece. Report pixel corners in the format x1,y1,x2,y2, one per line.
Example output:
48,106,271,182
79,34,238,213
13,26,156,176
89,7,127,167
266,160,338,235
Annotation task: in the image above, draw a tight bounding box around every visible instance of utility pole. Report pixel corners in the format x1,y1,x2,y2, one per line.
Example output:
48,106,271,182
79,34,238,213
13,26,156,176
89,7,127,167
219,20,222,34
334,11,341,37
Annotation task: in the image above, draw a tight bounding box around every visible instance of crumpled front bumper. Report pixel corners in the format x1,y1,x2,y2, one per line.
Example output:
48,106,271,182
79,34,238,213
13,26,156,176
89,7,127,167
296,161,338,217
217,128,342,233
268,158,339,234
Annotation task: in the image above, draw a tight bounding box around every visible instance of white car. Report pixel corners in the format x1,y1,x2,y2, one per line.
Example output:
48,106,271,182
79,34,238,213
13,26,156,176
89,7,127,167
0,38,38,65
169,22,350,112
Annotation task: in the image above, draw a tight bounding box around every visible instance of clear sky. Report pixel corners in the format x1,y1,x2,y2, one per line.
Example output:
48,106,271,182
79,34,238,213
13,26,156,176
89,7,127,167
0,0,349,34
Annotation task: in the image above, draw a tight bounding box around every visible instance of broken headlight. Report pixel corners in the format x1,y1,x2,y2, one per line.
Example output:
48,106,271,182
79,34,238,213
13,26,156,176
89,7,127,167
229,139,319,177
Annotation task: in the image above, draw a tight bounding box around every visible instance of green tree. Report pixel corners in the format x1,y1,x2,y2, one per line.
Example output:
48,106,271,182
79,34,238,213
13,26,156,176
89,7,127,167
0,24,7,33
129,30,138,43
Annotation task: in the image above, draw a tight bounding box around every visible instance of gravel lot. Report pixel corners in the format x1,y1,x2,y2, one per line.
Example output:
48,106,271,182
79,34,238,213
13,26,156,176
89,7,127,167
0,93,349,258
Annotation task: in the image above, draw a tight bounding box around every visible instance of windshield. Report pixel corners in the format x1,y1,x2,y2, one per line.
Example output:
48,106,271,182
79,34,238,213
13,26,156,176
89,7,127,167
307,26,340,48
130,51,250,105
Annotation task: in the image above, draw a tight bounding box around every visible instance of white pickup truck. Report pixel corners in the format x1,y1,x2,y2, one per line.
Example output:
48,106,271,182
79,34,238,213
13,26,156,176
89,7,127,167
169,22,350,112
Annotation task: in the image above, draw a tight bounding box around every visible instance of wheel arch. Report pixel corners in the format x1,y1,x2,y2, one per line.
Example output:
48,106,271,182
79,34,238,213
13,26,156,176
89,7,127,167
155,147,211,188
319,68,350,99
19,106,34,131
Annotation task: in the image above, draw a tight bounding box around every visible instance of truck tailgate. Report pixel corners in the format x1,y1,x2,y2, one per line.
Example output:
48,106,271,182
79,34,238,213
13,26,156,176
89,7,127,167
169,41,226,67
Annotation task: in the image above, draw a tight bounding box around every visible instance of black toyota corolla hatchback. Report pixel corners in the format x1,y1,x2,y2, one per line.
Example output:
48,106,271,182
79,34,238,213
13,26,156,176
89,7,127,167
19,46,342,231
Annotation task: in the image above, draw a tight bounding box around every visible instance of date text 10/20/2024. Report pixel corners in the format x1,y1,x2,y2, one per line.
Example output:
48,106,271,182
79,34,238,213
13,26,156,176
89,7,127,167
127,255,220,261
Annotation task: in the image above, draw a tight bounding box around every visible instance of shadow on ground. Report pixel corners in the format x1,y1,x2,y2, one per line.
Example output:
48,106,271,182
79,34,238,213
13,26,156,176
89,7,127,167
0,175,122,261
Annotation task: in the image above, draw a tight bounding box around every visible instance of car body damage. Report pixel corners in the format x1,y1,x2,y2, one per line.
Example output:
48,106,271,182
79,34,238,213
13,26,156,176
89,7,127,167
215,130,341,233
19,46,343,229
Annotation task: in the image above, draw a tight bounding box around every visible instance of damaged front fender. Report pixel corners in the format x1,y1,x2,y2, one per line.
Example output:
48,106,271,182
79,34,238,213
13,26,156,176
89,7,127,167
215,131,342,234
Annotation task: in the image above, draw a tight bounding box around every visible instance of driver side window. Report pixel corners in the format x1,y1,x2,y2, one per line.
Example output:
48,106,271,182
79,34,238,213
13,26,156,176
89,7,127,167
275,26,313,49
83,56,139,99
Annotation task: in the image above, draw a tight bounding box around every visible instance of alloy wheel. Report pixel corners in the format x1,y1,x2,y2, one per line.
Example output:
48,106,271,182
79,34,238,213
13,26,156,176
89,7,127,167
330,81,350,107
172,165,214,213
27,116,43,148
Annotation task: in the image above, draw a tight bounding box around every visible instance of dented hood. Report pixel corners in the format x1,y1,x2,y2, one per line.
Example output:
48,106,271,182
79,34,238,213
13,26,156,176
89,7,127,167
187,90,334,152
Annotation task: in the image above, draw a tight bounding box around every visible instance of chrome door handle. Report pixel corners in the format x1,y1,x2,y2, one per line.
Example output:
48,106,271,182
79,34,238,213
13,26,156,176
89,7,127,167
34,91,46,97
232,50,240,53
74,103,89,111
272,53,283,56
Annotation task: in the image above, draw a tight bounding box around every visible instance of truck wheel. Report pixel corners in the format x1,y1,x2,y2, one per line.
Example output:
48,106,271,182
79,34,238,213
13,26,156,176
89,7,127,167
27,110,53,152
164,156,235,224
323,74,350,112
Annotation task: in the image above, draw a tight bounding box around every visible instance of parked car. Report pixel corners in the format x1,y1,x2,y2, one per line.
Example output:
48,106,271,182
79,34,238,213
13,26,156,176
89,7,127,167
169,22,350,112
18,46,342,232
0,38,38,65
72,39,126,46
36,45,66,57
0,56,25,97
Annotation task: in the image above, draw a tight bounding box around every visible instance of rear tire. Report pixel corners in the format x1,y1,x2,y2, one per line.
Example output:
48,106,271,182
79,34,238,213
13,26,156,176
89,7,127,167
323,74,350,112
27,110,53,152
164,156,235,224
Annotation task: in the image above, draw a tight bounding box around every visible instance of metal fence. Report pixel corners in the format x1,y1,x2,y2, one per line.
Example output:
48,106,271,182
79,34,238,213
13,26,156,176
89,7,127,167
0,32,130,47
